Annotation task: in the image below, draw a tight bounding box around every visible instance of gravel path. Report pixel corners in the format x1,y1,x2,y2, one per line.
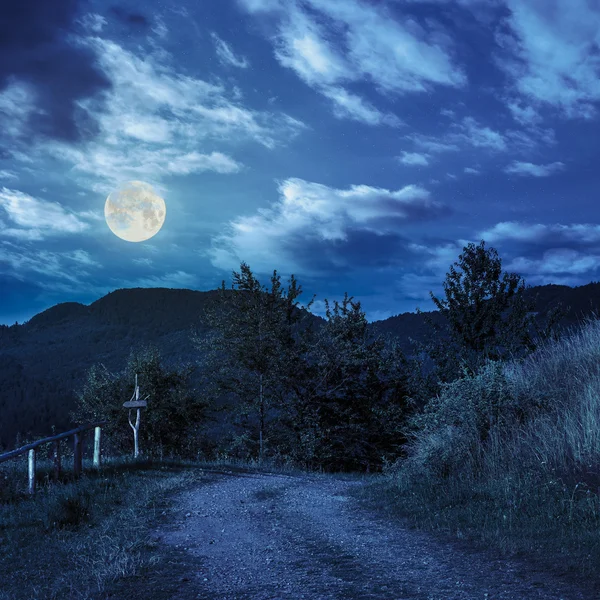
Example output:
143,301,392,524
148,470,598,600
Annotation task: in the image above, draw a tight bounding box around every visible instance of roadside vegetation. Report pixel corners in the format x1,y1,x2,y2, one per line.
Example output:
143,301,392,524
354,310,600,583
3,239,600,596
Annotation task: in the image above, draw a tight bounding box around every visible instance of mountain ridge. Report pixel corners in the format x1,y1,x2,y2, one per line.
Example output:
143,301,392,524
2,281,600,450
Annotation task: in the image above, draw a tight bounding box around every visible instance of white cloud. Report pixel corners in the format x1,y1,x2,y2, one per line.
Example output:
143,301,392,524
152,18,168,39
28,37,308,191
0,80,39,139
477,222,600,244
206,177,446,274
450,117,507,151
507,249,600,276
404,134,461,153
64,249,101,267
0,246,99,283
0,170,18,181
398,151,430,166
77,13,107,33
464,167,480,174
0,188,90,238
211,32,250,68
236,0,466,125
496,0,600,120
505,99,543,126
132,257,153,266
504,160,565,177
127,270,199,288
321,86,404,126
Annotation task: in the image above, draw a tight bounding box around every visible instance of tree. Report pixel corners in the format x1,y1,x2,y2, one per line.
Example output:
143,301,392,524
71,345,210,459
277,292,416,472
191,262,315,464
408,240,569,395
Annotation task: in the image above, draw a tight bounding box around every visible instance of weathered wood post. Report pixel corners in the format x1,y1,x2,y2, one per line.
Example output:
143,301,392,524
28,448,36,495
93,426,102,468
123,374,149,459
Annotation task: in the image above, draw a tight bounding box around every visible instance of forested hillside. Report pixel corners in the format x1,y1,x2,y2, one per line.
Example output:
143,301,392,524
1,279,600,452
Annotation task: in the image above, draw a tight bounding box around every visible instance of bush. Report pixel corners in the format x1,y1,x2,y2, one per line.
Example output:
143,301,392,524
403,359,526,480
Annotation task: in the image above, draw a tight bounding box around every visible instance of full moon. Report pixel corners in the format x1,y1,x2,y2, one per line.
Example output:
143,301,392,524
104,180,166,242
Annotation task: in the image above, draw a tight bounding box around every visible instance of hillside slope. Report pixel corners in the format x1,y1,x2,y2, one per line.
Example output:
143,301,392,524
1,282,599,450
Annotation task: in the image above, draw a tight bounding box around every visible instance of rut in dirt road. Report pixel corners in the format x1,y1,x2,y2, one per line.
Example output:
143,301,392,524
143,470,598,600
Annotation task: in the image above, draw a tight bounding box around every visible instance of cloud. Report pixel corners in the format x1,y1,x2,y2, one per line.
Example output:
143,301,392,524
505,99,543,126
211,32,250,68
0,0,112,144
0,188,89,238
398,151,430,166
206,177,450,274
126,270,199,289
495,0,600,120
449,117,507,151
77,13,108,33
504,160,565,177
236,0,466,125
0,170,18,180
132,257,153,267
64,249,101,267
404,134,461,153
321,86,404,126
507,249,600,276
30,38,307,188
405,114,554,159
0,245,100,285
477,222,600,245
464,167,480,174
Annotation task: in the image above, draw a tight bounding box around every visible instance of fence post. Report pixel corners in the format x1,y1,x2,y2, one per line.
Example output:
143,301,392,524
53,439,61,481
28,448,36,495
73,433,83,476
93,426,102,469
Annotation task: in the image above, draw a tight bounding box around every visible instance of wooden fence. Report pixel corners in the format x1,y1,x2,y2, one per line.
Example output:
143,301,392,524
0,421,108,495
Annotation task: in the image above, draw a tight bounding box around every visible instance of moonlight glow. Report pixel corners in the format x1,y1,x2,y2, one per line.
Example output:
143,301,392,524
104,180,166,242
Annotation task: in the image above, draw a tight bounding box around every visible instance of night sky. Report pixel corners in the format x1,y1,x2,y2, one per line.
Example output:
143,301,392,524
1,0,599,326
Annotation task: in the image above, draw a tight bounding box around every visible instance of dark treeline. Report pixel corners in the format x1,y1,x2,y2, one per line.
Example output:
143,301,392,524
69,240,573,472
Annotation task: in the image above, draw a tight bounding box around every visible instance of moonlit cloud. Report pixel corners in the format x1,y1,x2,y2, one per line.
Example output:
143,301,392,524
398,152,430,166
496,0,600,120
206,177,450,274
0,188,89,237
504,161,565,177
236,0,466,126
211,32,250,68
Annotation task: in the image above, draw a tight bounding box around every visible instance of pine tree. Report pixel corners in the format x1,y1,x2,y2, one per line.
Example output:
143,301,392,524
409,240,569,393
281,293,415,472
191,262,315,464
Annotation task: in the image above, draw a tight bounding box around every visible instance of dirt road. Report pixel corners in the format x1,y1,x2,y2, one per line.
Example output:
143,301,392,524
108,469,599,600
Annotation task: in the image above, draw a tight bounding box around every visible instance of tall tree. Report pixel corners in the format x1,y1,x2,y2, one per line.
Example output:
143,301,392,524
278,292,415,472
409,240,568,394
191,262,315,464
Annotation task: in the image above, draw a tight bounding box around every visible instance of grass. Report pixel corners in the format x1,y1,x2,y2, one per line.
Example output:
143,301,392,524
5,313,600,596
346,312,600,591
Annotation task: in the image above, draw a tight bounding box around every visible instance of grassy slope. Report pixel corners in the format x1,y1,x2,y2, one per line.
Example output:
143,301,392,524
4,315,600,596
351,313,600,592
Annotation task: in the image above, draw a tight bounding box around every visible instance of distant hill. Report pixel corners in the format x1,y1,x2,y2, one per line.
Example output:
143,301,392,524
1,282,600,450
369,282,600,356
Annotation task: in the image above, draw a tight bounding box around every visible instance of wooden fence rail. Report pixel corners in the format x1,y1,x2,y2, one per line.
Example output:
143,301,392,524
0,421,108,495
